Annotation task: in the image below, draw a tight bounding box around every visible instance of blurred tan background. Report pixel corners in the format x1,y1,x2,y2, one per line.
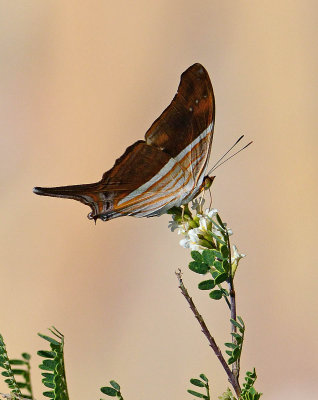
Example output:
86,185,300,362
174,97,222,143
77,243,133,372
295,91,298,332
1,1,317,399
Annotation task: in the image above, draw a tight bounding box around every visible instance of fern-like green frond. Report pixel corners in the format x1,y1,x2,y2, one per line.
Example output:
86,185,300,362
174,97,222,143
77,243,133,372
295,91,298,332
240,369,262,400
0,333,23,398
38,327,69,400
8,353,33,399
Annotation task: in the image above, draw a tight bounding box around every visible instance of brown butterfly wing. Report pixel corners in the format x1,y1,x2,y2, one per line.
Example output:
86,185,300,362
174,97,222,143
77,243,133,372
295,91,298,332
33,63,215,221
33,141,179,220
145,63,214,156
145,63,215,188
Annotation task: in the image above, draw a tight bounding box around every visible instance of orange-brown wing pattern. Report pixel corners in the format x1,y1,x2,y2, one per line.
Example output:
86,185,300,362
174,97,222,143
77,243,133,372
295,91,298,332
33,63,215,222
33,140,191,220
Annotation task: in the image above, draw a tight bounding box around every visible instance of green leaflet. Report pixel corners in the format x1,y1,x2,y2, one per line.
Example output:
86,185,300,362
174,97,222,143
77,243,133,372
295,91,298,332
101,380,124,399
198,280,215,290
189,261,209,274
225,317,245,365
187,374,210,400
209,290,223,300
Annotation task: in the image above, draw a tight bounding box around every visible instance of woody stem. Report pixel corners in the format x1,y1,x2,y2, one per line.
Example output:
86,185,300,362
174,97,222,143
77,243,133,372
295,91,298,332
176,270,241,398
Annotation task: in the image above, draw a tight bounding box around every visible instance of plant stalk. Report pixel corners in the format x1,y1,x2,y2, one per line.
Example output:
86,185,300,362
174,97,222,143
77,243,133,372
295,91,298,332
226,234,241,388
176,270,241,398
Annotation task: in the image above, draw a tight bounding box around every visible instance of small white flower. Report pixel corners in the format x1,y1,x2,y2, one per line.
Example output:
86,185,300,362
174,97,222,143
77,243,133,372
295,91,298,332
179,237,191,248
204,208,218,219
188,229,200,243
179,229,208,252
212,227,222,238
177,221,190,235
197,217,208,233
191,196,205,213
232,244,245,263
189,243,206,252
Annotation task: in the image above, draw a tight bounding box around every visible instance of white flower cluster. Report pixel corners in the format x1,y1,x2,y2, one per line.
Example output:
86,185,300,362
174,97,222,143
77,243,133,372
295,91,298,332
168,197,245,268
178,207,220,252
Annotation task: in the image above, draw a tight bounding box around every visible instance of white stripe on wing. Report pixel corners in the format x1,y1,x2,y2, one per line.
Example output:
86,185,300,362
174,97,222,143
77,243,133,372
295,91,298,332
117,122,213,207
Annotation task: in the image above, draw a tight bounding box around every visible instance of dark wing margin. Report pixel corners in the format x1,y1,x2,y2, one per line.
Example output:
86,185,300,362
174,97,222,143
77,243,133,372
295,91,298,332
145,63,215,159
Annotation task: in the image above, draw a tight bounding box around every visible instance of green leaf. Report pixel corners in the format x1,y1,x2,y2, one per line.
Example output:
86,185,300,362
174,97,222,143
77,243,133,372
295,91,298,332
42,380,55,389
199,373,208,382
16,382,27,388
225,350,233,356
198,280,215,290
38,350,55,359
230,318,244,332
167,206,182,216
101,386,118,396
213,260,223,272
38,334,60,346
187,389,207,398
209,290,223,300
190,378,205,387
224,342,237,349
221,288,229,296
39,359,56,371
191,251,203,262
231,333,243,343
222,260,230,273
220,245,229,259
189,261,209,274
9,359,26,365
214,272,228,284
211,250,223,259
41,373,54,382
237,316,245,328
232,347,241,359
210,219,226,232
216,213,226,229
227,357,235,365
210,233,226,246
110,380,120,391
43,391,54,398
11,368,25,375
22,353,31,360
211,270,219,279
202,250,215,266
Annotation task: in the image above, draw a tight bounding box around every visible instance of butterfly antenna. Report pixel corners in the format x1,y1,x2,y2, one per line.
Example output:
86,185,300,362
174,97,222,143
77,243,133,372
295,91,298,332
207,135,244,176
209,140,253,174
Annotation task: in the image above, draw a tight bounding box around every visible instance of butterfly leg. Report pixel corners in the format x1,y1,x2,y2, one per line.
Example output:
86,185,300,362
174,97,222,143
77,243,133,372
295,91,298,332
208,186,213,209
181,205,185,222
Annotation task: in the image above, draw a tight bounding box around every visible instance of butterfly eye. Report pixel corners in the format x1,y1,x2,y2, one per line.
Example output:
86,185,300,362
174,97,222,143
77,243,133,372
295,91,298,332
203,176,215,190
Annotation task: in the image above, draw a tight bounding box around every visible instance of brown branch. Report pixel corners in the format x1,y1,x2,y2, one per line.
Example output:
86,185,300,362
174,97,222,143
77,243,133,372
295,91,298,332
176,270,241,398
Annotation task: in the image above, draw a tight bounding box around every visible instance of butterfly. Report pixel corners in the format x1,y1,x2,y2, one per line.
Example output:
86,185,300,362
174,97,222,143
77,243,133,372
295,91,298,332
33,63,216,222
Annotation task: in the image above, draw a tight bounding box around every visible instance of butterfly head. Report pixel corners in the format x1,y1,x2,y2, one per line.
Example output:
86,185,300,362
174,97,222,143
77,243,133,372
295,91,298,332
202,175,215,191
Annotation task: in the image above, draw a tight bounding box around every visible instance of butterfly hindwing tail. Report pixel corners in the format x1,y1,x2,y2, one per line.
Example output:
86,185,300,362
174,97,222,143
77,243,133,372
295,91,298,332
33,183,117,221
